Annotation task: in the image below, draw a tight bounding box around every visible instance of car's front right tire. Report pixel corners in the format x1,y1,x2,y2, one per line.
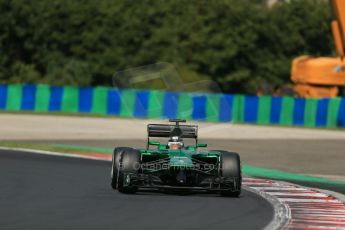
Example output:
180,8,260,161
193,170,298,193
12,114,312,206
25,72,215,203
116,148,141,194
111,147,132,190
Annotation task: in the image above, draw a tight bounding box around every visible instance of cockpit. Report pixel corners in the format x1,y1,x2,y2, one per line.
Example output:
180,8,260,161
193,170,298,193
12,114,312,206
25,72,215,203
167,135,184,150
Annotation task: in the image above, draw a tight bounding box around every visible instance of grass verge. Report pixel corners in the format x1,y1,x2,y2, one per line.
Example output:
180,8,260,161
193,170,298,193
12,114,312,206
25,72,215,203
0,141,344,188
0,141,111,155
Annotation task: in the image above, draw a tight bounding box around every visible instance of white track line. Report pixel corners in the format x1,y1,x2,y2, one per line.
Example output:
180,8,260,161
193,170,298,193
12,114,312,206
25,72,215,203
0,146,111,161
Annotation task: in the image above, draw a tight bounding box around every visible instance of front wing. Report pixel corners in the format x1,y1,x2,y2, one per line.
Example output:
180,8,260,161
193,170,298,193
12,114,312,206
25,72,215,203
120,172,240,192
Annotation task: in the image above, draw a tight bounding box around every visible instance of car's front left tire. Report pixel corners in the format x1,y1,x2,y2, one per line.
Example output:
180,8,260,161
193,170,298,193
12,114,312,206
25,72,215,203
215,150,242,197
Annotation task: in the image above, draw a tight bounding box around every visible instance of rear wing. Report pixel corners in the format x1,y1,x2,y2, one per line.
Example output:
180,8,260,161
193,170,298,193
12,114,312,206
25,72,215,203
147,124,198,138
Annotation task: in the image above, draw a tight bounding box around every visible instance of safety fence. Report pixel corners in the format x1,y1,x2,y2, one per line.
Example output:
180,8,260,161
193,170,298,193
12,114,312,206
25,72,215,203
1,84,345,128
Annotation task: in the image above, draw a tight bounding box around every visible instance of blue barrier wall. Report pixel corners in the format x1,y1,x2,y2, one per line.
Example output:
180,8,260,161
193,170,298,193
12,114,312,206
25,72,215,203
1,83,345,128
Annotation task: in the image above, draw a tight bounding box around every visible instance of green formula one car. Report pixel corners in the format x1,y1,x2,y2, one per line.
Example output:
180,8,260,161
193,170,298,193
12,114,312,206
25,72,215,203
111,119,241,197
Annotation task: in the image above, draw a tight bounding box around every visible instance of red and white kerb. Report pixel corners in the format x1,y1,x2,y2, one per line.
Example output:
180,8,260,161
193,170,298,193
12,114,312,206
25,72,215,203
244,178,345,230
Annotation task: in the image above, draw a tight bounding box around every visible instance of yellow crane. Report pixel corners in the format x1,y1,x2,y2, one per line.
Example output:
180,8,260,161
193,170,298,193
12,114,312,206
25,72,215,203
291,0,345,97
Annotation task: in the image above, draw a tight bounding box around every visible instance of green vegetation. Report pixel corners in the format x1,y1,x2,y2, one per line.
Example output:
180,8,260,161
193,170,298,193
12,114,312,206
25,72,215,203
0,0,333,94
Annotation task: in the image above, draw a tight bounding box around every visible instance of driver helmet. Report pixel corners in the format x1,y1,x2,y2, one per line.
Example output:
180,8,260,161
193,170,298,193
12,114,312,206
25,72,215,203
168,136,183,150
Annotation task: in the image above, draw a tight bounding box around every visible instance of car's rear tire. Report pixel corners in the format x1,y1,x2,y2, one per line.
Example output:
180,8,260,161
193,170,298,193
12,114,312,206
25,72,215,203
111,147,132,190
117,148,141,194
217,150,242,197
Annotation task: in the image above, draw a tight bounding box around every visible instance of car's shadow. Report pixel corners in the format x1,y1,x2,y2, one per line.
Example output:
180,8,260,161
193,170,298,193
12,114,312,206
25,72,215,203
124,189,243,198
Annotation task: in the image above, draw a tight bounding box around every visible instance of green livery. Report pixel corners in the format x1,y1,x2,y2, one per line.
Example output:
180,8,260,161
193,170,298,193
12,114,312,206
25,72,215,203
111,119,242,197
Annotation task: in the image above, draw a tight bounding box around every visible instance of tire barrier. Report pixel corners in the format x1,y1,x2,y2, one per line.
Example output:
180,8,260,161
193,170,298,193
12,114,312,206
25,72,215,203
1,83,345,128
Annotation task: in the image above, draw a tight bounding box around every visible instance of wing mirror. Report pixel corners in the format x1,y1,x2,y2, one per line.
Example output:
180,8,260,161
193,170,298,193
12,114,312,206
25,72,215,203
149,140,160,146
197,143,207,148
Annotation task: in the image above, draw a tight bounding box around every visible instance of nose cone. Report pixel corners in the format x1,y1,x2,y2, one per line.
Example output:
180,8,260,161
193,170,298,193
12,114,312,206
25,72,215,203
169,151,193,167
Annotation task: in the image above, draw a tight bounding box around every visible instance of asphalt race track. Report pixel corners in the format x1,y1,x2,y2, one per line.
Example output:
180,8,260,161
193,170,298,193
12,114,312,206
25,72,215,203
0,150,273,230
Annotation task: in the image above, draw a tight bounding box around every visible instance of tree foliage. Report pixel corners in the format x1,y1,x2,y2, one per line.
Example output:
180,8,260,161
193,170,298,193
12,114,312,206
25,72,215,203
0,0,333,93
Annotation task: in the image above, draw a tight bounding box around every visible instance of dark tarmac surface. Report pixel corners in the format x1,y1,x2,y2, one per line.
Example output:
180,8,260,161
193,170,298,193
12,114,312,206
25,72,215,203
0,150,273,230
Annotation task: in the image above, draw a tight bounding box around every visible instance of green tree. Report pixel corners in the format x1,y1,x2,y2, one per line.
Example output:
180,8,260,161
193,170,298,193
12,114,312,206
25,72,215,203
0,0,334,94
